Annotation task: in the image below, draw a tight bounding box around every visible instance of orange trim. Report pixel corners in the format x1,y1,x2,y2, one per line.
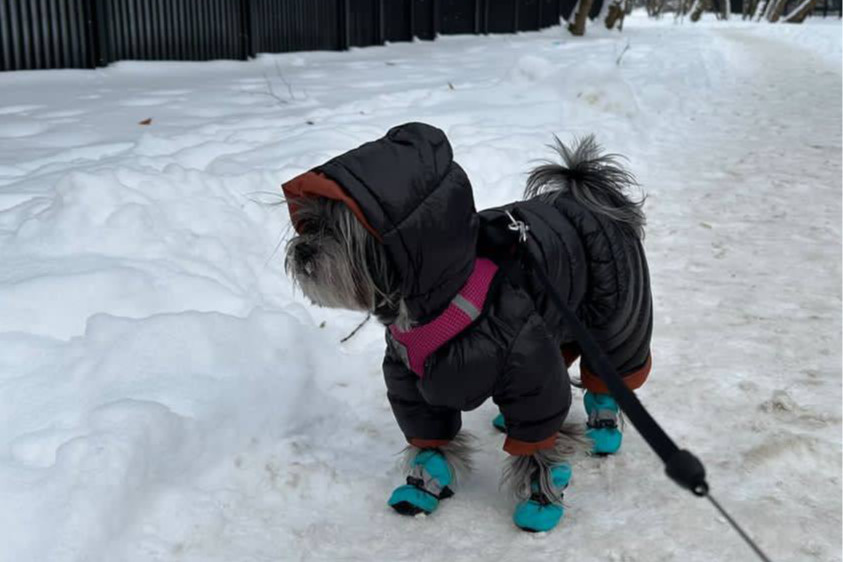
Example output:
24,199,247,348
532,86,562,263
580,354,652,394
281,171,380,240
409,438,451,449
503,434,557,456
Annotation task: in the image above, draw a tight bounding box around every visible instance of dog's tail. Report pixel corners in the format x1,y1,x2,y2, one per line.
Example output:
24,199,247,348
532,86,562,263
524,135,645,239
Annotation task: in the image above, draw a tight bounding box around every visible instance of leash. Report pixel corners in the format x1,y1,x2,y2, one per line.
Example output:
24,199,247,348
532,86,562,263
503,211,772,562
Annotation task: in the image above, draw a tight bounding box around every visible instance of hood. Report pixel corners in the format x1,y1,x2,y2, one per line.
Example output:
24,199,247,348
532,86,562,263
283,122,479,323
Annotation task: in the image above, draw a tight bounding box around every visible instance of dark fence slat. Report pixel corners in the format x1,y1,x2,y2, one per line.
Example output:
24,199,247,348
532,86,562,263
197,0,208,60
187,0,200,60
20,0,34,69
350,0,377,47
488,0,516,32
7,0,21,69
38,0,51,68
1,0,577,71
517,0,541,30
0,0,12,70
57,0,69,67
26,0,40,68
128,0,139,59
539,0,558,27
85,0,99,67
251,0,340,53
413,0,435,39
82,0,94,66
440,0,475,34
47,0,61,67
376,0,385,43
111,0,123,60
116,0,126,60
384,0,411,42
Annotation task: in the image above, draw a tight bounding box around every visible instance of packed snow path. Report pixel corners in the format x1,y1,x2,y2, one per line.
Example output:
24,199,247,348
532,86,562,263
0,14,839,562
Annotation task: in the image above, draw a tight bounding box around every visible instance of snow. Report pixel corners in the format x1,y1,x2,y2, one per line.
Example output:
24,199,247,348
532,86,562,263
0,12,840,562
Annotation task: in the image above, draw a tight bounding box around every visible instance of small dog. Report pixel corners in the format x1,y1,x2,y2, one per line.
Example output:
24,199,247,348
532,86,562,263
282,123,652,531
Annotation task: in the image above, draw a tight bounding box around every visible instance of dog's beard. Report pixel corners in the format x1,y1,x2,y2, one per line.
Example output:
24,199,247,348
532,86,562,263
285,197,410,327
286,232,370,311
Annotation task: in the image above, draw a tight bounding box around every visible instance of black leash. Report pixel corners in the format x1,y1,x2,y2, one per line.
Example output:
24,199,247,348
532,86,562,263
503,211,772,562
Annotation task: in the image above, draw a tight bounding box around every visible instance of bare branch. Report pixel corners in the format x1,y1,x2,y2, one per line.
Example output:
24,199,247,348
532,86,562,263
616,41,631,66
340,314,372,343
274,61,297,101
262,71,290,105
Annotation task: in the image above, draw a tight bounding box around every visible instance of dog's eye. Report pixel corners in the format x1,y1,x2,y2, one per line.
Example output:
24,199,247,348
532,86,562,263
297,219,316,234
297,217,332,237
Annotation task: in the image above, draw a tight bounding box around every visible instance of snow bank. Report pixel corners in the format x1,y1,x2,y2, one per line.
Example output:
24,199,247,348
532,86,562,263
0,307,370,560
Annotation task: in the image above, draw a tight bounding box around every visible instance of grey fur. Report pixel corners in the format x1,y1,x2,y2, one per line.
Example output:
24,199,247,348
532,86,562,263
392,299,413,332
500,423,590,505
524,135,646,239
285,197,408,326
400,431,476,487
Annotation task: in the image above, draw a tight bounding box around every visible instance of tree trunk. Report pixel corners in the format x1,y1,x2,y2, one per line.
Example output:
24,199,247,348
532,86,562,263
569,0,596,35
743,0,757,19
624,0,635,14
782,0,818,20
721,0,731,18
690,0,710,20
766,0,788,20
606,1,624,27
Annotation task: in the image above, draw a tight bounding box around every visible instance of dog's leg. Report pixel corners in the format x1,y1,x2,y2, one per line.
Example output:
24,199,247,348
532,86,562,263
389,432,475,516
502,424,588,532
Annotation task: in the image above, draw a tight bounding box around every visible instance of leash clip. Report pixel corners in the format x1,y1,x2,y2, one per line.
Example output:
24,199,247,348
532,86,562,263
505,211,530,244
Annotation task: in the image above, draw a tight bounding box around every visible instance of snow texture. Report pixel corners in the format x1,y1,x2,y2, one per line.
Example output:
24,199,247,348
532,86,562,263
0,12,840,562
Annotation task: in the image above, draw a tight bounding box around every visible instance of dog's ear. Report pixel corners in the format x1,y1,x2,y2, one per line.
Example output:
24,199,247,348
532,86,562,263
364,231,402,323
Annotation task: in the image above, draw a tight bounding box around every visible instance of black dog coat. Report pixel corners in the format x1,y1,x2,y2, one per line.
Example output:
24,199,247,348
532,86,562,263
283,123,652,455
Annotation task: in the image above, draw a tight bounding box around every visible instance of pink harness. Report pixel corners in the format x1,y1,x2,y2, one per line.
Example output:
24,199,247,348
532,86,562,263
389,258,499,377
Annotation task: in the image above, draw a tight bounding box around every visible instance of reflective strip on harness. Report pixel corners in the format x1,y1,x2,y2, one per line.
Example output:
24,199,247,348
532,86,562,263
389,258,498,377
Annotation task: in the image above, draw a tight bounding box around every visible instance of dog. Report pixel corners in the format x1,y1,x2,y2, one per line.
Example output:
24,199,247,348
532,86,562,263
281,122,652,531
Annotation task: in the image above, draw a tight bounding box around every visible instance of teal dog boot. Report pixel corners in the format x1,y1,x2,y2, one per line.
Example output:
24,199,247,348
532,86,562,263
492,413,506,433
584,391,622,455
513,464,572,532
388,449,455,516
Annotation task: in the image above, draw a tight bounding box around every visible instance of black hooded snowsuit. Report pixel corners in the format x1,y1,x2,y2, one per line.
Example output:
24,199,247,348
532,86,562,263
285,123,652,455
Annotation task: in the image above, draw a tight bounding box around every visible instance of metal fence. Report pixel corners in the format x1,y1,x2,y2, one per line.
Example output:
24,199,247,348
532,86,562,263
727,0,842,16
1,0,573,71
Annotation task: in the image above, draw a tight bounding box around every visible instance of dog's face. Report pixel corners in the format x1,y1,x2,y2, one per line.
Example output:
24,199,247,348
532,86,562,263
285,197,401,323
